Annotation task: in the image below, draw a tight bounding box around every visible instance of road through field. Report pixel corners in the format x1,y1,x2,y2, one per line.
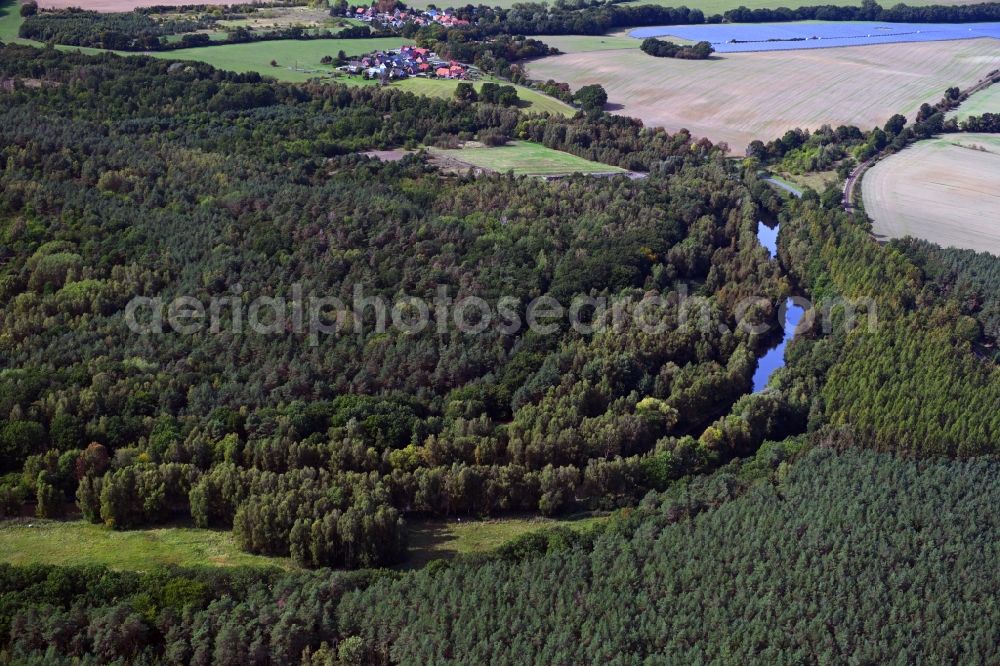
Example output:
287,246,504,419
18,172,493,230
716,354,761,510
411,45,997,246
527,39,1000,153
862,134,1000,254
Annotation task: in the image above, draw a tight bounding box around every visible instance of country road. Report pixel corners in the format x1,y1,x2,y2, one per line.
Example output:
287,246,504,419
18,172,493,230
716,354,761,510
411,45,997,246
842,155,877,213
842,72,999,213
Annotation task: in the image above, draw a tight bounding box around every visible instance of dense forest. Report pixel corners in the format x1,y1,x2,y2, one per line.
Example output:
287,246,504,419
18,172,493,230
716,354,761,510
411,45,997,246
1,25,1000,662
0,46,784,567
3,445,998,663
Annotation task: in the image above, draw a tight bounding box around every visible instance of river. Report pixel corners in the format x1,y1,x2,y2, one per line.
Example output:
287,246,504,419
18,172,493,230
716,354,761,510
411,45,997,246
753,221,806,392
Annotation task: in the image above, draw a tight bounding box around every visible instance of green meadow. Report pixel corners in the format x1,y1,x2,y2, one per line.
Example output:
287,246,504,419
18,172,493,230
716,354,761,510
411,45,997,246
431,140,626,176
0,514,607,572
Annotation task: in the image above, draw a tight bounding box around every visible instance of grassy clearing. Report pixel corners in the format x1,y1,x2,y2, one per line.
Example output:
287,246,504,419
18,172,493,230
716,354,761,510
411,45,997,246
527,38,1000,152
404,514,607,568
0,519,292,571
862,134,1000,255
776,169,839,192
0,514,607,572
0,0,25,43
950,83,1000,121
430,140,625,176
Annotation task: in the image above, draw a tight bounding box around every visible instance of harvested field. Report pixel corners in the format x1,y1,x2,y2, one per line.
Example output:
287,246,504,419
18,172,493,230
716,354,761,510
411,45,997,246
527,39,1000,153
862,134,1000,255
428,141,625,176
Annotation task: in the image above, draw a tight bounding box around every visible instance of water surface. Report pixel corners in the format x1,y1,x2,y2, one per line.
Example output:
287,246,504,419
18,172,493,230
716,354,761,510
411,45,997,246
630,21,1000,52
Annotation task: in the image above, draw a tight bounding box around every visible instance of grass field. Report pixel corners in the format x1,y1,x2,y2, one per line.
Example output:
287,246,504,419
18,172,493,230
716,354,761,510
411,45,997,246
862,134,1000,255
950,83,1000,121
430,140,625,176
405,514,606,568
0,514,606,572
0,519,291,570
527,38,1000,153
143,37,409,81
530,33,646,53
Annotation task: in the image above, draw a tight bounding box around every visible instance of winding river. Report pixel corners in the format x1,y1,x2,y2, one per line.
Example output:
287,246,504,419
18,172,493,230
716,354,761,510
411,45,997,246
753,221,806,392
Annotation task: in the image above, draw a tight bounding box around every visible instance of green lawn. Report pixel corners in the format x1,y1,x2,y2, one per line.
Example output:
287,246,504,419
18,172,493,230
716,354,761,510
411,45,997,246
405,514,606,568
431,140,625,176
0,519,291,571
950,83,1000,121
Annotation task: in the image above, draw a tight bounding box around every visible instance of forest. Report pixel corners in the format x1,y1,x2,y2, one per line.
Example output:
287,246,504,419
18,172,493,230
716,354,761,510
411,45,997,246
3,444,998,663
1,23,1000,662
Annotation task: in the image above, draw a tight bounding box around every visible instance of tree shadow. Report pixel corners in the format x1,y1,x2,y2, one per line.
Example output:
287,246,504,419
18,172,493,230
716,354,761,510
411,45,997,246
398,520,459,570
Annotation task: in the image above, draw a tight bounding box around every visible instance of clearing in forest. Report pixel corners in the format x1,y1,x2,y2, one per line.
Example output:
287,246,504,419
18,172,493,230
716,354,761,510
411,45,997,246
429,141,626,176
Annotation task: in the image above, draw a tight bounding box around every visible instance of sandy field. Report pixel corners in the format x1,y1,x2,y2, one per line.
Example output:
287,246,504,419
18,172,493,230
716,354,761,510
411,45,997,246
527,38,1000,153
862,134,1000,255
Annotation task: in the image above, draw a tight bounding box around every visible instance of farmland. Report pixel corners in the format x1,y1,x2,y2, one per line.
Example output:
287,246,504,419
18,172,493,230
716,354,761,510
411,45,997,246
862,134,1000,254
950,82,1000,120
527,38,1000,152
429,140,626,176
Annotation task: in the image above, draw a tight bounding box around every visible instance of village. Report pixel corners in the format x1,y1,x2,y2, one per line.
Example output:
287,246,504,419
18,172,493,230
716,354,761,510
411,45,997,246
338,44,479,81
348,5,472,30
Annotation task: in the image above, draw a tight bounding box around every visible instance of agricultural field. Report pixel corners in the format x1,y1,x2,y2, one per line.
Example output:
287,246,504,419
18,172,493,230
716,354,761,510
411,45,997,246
429,140,626,176
950,82,1000,120
0,519,291,570
527,38,1000,152
862,134,1000,255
